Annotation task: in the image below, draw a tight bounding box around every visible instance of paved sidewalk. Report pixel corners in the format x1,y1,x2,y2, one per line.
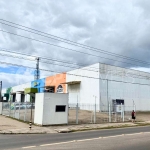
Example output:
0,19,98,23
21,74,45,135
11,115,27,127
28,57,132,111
0,115,150,134
0,115,57,134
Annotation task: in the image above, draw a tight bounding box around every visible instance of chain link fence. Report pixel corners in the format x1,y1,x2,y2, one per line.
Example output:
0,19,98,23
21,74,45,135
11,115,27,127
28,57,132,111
68,103,134,124
2,102,134,125
2,102,35,122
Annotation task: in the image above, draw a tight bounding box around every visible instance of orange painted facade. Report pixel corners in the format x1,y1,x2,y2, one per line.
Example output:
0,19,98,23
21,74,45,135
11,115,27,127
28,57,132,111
45,73,66,93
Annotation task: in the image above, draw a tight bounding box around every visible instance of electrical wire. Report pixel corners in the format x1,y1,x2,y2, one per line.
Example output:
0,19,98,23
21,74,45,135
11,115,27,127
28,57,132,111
0,48,150,79
0,60,150,86
0,19,149,65
0,29,148,68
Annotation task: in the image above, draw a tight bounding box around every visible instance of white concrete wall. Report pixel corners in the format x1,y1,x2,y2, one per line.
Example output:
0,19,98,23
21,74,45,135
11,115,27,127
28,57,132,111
34,93,68,125
99,63,150,111
67,63,100,108
67,62,150,111
34,93,44,125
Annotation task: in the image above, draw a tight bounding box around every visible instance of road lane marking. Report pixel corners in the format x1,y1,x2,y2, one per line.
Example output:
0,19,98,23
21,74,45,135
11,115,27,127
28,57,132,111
22,146,36,149
40,141,74,147
102,135,123,139
77,137,100,142
39,132,149,148
125,133,142,136
143,132,150,134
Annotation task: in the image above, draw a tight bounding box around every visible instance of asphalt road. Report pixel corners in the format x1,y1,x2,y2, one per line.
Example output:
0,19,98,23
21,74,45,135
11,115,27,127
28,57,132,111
0,126,150,150
13,132,150,150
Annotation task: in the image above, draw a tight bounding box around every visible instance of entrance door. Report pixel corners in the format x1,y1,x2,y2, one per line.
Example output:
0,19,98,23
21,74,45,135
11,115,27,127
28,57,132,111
68,84,80,104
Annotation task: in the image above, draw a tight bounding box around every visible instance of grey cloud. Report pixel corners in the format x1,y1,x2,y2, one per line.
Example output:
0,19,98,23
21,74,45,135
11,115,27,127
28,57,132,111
1,0,150,88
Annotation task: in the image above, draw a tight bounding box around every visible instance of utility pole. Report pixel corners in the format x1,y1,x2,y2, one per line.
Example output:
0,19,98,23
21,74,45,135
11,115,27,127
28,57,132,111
34,57,40,80
0,81,2,102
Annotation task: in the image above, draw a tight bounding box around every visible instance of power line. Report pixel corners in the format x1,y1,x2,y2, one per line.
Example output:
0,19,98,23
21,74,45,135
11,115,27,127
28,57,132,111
0,29,148,68
0,19,149,65
0,50,99,72
1,20,150,79
0,52,35,61
0,47,94,69
1,48,150,79
0,60,150,87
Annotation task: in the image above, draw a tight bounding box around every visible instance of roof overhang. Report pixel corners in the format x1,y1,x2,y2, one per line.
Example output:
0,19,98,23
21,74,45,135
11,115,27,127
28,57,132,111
24,88,38,94
10,92,16,95
16,91,24,94
41,86,55,88
61,81,81,85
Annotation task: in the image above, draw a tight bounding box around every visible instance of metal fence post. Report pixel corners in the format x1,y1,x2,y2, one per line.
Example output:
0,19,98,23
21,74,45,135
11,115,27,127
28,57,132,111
121,103,123,118
94,100,96,124
18,102,20,120
109,103,111,122
14,102,16,118
76,102,78,124
0,102,2,115
9,101,11,116
134,104,136,121
122,105,124,122
134,104,136,112
24,95,27,122
115,104,117,122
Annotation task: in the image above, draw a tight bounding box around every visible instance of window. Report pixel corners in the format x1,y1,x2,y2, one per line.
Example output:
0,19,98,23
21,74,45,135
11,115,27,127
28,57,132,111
44,87,55,93
55,105,66,112
56,85,63,93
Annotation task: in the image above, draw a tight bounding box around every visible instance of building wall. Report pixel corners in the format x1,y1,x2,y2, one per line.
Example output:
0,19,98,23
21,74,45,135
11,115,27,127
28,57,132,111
45,73,66,93
2,73,67,102
31,78,45,93
99,64,150,111
67,63,100,108
2,63,150,111
2,83,31,102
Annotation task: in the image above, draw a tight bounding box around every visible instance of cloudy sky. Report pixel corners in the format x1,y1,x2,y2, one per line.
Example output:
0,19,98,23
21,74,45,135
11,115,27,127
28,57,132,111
0,0,150,88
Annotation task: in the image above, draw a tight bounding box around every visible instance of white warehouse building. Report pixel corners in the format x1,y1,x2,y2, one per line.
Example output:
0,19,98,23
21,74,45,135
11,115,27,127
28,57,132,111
2,63,150,111
67,63,150,111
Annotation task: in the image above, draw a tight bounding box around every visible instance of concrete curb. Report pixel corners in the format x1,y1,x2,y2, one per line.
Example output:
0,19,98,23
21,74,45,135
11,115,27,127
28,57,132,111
0,130,47,134
55,123,150,133
0,122,150,134
55,128,71,133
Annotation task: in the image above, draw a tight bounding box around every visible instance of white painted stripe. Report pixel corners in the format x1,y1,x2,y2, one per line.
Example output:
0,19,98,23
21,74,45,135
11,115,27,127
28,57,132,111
77,137,100,142
143,132,150,134
39,132,150,148
40,141,74,147
22,146,36,149
125,133,142,136
102,135,123,139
